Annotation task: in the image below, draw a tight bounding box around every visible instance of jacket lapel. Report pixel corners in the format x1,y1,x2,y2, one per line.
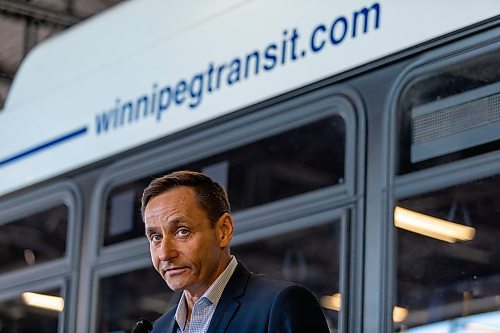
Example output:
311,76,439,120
151,305,178,333
167,316,177,333
206,262,251,333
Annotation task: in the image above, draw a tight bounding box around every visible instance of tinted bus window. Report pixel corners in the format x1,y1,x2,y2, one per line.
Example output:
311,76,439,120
393,175,500,331
0,204,68,274
96,267,177,333
0,288,63,333
103,114,346,246
397,50,500,174
233,221,342,332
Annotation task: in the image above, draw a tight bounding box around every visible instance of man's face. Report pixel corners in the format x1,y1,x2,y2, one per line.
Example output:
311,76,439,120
144,186,231,296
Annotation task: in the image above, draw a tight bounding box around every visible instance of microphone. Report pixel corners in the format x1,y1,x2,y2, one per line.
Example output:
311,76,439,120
131,318,153,333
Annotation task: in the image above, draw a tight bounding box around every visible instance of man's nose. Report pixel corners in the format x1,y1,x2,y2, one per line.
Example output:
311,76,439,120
158,236,177,261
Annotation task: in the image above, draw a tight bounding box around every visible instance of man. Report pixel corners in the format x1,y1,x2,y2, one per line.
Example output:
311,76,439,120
142,170,329,333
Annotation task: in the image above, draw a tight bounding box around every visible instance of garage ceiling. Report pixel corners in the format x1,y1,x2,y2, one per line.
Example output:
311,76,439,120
0,0,125,109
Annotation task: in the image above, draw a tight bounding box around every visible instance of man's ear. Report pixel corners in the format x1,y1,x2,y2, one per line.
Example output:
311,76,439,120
217,213,234,248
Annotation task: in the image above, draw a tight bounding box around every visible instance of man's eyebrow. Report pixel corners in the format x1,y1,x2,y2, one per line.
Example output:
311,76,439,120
145,226,159,236
144,218,189,235
167,217,189,227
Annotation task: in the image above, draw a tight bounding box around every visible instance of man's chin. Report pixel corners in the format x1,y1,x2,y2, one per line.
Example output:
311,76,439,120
165,279,187,292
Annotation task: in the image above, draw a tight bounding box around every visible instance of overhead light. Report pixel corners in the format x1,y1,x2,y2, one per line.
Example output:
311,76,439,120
392,306,408,323
320,293,341,311
394,206,476,243
22,292,64,312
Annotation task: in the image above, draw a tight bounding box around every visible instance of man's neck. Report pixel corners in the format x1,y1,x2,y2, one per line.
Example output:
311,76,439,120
184,254,232,319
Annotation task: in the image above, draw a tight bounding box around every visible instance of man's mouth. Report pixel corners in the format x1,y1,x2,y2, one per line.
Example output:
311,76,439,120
165,267,188,277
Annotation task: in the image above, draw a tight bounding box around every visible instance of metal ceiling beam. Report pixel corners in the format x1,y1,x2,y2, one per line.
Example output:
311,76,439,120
0,0,81,27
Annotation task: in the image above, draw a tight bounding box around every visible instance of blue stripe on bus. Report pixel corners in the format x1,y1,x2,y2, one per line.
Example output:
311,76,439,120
0,126,88,168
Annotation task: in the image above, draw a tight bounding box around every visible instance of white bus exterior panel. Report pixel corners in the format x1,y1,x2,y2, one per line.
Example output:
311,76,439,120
0,0,498,196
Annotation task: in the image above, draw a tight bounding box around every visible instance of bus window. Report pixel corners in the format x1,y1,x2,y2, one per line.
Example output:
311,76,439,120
0,288,63,333
103,114,346,246
397,49,500,174
0,204,68,274
95,267,177,333
393,175,500,331
233,220,342,332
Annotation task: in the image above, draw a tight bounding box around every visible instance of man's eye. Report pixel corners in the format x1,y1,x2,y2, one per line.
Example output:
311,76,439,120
176,228,190,237
150,234,161,242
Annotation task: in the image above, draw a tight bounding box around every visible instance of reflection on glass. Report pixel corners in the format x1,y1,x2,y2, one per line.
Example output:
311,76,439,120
22,292,64,312
0,288,62,333
233,221,341,333
394,206,475,243
103,115,346,246
394,175,500,332
0,204,68,274
96,267,177,333
321,293,342,311
393,306,409,323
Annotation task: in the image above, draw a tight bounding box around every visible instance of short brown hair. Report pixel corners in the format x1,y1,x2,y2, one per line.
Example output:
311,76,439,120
141,170,230,226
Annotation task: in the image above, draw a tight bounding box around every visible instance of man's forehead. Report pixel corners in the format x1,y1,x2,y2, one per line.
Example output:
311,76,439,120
144,186,204,222
144,204,175,220
148,187,196,208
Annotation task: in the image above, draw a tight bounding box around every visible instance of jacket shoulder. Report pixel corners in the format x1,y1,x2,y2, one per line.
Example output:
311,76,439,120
246,273,296,296
233,262,306,302
228,273,329,332
268,284,330,332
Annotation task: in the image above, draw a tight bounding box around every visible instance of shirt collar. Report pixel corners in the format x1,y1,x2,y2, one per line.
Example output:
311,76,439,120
203,255,238,305
174,256,238,329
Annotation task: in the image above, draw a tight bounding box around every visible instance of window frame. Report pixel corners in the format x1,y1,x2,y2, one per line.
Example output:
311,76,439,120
387,28,500,332
90,86,363,254
89,84,366,333
389,34,500,179
0,276,70,333
89,253,158,333
0,181,82,333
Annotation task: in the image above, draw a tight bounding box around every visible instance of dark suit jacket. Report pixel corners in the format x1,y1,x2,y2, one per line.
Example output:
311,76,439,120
151,262,329,333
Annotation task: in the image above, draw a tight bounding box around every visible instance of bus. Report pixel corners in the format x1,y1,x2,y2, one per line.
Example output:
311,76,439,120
0,1,499,332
